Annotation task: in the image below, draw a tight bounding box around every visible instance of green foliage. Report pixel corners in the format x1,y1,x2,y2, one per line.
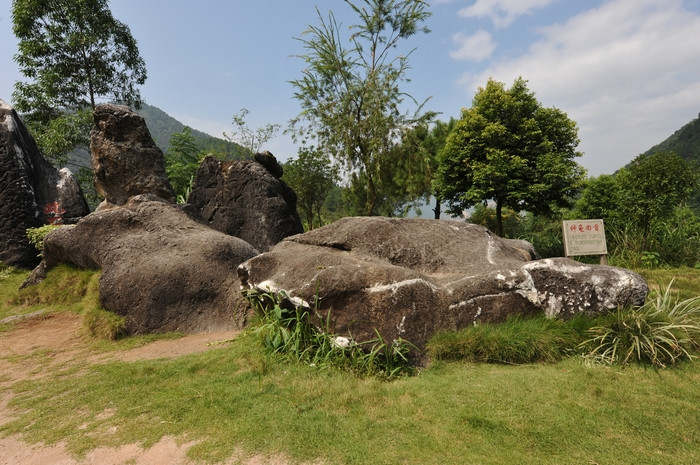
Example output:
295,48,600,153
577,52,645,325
581,281,700,367
25,224,61,255
436,77,586,236
616,151,700,249
224,108,281,156
82,307,127,340
28,109,93,166
574,154,700,268
283,147,338,230
469,203,523,237
243,289,415,379
164,127,203,203
290,0,432,215
12,0,147,158
426,314,595,364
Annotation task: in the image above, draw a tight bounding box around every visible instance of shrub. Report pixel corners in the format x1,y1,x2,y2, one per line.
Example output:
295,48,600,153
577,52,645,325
581,281,700,367
26,224,61,255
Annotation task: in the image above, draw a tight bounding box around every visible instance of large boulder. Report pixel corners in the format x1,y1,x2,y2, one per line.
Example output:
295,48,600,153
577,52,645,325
0,99,89,268
27,196,259,333
238,217,649,354
187,153,303,252
91,104,176,207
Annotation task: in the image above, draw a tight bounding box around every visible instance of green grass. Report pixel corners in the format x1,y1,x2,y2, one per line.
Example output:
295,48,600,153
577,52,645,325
1,264,700,463
2,333,699,464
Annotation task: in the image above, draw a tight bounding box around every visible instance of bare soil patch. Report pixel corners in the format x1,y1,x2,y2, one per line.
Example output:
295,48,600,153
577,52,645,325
0,311,299,465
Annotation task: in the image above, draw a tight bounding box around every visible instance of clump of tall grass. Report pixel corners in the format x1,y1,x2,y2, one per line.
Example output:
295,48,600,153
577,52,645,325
426,314,595,364
581,281,700,367
243,288,415,379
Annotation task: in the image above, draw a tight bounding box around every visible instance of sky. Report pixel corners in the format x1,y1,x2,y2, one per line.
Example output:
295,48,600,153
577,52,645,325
1,0,700,176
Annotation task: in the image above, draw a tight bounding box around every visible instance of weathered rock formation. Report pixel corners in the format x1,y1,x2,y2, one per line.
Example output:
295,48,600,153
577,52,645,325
29,195,259,333
238,217,649,354
24,104,260,333
0,99,89,268
91,104,176,207
187,153,303,252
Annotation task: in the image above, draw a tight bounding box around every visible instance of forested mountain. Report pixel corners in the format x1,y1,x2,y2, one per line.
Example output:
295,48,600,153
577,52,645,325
641,112,700,211
136,103,246,157
65,103,246,173
643,113,700,164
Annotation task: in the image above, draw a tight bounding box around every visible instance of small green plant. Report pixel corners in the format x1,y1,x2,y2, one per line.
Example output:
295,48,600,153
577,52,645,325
26,224,62,255
581,281,700,367
243,288,415,379
82,307,127,340
641,251,661,269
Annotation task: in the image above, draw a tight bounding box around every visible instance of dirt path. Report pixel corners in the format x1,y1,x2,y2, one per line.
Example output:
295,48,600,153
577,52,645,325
0,312,298,465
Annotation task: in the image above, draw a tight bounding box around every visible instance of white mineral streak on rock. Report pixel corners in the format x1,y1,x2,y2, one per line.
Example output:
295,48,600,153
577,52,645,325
473,307,482,325
513,271,539,306
521,259,589,276
486,232,496,265
256,279,310,308
366,278,439,294
396,315,406,333
448,292,518,311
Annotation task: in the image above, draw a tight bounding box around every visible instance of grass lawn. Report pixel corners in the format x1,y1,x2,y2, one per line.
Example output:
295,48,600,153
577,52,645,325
1,264,699,464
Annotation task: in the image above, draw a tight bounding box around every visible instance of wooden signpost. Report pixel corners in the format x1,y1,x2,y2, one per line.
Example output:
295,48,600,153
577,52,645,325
562,219,609,265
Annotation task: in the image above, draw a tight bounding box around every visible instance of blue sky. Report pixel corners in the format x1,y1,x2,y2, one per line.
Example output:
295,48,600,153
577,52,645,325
2,0,700,176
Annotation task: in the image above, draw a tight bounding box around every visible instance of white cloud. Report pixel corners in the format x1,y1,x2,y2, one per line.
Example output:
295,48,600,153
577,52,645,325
459,0,556,28
450,30,496,61
458,0,700,175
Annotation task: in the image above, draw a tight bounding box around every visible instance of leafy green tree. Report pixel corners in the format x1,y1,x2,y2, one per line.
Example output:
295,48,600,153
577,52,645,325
12,0,147,164
283,147,338,230
164,127,203,203
224,108,281,156
616,151,700,249
290,0,432,216
573,174,623,223
436,77,585,236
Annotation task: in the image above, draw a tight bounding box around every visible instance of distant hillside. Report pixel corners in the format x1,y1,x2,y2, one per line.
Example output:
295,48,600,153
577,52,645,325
641,112,700,211
65,103,247,173
643,112,700,164
136,103,247,158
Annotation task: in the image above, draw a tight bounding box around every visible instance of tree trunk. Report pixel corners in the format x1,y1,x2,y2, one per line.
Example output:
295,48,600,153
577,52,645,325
366,170,377,216
433,196,441,219
495,200,503,237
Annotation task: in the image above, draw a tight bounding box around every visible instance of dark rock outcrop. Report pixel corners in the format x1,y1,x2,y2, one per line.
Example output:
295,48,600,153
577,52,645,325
0,99,89,268
238,217,649,354
91,104,176,207
187,154,303,252
29,195,259,333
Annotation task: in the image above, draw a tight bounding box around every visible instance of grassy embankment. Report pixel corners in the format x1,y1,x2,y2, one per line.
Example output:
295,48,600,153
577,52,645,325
1,263,699,464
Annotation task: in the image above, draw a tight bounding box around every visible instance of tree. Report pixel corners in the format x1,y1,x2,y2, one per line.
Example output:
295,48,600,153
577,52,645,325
616,151,700,249
164,127,203,203
283,147,338,230
290,0,432,216
12,0,147,163
436,77,585,236
224,108,281,156
392,118,455,218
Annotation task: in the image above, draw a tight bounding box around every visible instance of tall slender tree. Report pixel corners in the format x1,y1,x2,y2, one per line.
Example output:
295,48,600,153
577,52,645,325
12,0,147,164
290,0,432,216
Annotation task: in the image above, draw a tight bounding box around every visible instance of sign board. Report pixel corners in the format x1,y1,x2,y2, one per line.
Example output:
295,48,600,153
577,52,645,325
562,219,607,257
